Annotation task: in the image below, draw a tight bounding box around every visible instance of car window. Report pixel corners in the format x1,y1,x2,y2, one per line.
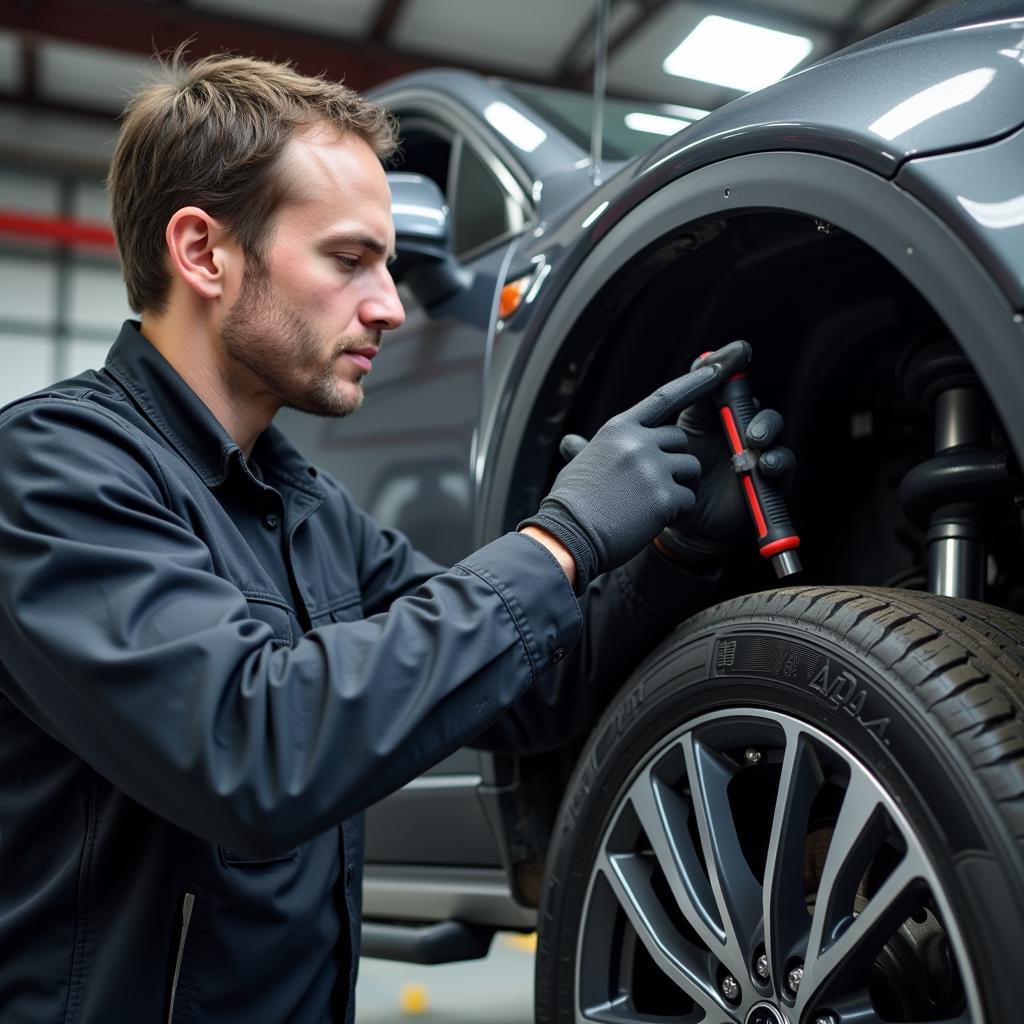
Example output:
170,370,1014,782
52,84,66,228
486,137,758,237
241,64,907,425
450,138,516,257
392,113,529,261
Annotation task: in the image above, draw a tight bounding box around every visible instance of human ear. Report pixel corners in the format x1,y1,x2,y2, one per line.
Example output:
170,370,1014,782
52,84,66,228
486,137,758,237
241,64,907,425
165,207,232,301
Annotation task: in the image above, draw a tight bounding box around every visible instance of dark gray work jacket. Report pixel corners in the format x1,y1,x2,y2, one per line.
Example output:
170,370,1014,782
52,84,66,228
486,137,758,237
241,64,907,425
0,322,714,1022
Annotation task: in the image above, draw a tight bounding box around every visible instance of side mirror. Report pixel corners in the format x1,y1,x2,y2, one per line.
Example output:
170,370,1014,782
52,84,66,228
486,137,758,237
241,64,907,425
388,172,469,306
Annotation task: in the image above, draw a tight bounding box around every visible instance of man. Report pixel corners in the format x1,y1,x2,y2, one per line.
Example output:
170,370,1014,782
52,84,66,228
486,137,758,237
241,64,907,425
0,54,790,1022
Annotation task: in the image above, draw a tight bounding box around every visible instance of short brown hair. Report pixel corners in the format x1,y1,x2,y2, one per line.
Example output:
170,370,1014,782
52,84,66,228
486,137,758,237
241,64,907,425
108,49,399,314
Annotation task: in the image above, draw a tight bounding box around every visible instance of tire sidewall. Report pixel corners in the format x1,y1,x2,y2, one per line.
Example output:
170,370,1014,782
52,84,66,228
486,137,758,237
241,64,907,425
537,612,1024,1023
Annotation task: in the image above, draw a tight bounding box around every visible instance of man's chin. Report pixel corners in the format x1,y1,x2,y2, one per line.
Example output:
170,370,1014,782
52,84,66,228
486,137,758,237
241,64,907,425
284,380,363,419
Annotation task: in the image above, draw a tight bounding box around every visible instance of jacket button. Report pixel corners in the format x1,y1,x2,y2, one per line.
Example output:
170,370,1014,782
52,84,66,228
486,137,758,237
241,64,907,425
549,645,567,666
263,513,280,529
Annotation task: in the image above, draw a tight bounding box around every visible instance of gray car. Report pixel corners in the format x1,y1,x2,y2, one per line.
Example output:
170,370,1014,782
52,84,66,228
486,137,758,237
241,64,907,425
278,2,1024,1021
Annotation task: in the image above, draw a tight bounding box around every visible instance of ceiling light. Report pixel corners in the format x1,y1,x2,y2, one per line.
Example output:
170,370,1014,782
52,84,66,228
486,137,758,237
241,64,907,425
663,15,813,93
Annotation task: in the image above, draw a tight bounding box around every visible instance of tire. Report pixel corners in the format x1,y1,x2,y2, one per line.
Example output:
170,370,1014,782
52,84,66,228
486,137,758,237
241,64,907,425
535,586,1024,1024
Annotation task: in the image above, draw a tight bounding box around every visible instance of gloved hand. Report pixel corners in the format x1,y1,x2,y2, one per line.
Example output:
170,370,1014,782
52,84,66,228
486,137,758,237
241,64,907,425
655,399,795,568
517,365,722,593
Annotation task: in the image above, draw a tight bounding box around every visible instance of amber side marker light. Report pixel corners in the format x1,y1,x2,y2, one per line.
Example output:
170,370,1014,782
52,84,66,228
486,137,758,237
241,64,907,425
499,276,530,320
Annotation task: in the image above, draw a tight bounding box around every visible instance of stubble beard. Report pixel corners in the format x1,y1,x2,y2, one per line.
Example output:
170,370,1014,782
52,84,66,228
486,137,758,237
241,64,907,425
221,269,378,419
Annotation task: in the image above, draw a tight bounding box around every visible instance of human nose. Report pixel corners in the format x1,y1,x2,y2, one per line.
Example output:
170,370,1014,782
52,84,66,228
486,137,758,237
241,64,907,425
361,267,405,332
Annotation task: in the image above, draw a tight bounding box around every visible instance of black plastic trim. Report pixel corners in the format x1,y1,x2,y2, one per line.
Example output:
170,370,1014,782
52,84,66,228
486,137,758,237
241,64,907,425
360,920,495,964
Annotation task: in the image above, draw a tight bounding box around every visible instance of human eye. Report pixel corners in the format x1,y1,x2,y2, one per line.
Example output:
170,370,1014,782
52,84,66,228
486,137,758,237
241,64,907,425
333,254,361,270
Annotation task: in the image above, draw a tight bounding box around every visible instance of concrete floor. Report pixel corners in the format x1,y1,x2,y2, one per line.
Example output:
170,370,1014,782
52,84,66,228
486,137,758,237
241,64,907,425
355,932,535,1023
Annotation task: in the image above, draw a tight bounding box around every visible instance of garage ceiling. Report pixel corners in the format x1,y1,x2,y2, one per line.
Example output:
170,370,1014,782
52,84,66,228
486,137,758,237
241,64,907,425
0,0,956,166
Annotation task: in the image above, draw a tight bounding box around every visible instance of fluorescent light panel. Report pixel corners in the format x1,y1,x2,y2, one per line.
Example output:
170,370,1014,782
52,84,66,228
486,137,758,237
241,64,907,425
663,15,813,93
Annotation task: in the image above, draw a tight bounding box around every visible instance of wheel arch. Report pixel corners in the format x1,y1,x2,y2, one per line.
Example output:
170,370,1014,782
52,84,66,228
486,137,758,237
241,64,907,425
477,150,1024,549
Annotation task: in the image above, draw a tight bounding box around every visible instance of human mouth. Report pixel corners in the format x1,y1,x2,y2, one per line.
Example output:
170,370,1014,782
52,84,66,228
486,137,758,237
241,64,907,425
340,346,379,373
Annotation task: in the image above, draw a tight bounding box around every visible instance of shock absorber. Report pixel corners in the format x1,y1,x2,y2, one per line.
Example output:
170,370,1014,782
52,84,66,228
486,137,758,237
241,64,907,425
899,340,1014,599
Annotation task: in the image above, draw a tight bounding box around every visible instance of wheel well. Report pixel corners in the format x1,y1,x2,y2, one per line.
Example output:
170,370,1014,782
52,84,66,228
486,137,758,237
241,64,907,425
508,210,1024,898
540,209,1023,601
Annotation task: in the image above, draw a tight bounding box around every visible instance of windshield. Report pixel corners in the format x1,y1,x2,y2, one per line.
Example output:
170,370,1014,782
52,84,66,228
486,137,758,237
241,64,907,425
504,81,708,160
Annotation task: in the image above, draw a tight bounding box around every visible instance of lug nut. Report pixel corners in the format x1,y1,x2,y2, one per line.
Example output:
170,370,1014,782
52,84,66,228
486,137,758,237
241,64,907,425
744,747,762,765
814,1016,836,1024
755,953,770,980
787,964,804,992
720,974,740,1001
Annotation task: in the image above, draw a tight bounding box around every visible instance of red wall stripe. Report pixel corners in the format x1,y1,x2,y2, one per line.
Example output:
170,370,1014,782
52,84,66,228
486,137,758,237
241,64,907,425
0,210,116,250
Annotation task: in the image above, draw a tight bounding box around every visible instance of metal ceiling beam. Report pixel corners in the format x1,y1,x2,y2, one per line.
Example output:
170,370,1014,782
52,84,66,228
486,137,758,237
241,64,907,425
18,38,38,107
865,0,945,37
834,0,926,50
562,0,670,90
0,0,550,90
0,91,124,125
834,0,881,49
370,0,409,41
712,0,837,37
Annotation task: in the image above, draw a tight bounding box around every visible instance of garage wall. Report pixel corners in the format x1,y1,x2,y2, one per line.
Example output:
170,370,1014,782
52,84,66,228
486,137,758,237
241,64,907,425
0,163,131,408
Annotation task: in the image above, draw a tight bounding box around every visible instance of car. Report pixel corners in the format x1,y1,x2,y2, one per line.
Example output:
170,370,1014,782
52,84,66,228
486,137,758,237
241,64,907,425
275,2,1024,1021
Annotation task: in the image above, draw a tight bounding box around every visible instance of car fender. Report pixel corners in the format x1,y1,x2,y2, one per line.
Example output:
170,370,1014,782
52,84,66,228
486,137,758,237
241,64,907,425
476,150,1024,547
633,2,1024,188
898,123,1024,310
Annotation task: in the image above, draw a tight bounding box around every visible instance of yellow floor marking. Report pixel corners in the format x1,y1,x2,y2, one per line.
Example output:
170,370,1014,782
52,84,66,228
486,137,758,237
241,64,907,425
399,982,429,1015
502,932,538,953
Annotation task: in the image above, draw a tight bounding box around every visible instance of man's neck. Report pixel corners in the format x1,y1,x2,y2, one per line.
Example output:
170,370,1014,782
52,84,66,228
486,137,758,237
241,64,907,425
139,308,277,457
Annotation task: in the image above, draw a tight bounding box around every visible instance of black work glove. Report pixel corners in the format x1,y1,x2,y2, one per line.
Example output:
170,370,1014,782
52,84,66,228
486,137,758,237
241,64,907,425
518,365,721,593
656,400,795,568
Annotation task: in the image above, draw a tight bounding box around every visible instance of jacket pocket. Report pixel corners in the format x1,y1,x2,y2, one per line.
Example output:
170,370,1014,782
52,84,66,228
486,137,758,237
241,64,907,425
241,591,295,648
218,845,300,867
327,592,363,624
309,591,363,628
167,890,196,1024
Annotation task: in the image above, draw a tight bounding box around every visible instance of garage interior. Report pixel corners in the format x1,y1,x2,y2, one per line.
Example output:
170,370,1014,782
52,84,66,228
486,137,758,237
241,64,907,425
0,2,983,1023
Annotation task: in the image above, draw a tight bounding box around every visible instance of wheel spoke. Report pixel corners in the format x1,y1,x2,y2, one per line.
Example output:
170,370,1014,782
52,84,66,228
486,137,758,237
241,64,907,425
804,772,883,965
798,776,926,1016
762,724,824,992
682,731,762,972
628,763,726,951
597,849,722,1017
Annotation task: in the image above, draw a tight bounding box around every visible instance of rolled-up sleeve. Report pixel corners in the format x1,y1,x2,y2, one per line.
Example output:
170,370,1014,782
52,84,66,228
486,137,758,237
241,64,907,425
0,399,581,857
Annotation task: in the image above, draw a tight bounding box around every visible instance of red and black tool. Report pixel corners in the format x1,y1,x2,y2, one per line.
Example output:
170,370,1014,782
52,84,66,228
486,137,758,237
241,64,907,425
693,341,802,578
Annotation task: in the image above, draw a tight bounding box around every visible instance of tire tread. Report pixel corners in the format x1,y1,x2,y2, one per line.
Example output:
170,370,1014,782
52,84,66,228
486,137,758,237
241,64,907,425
685,587,1024,846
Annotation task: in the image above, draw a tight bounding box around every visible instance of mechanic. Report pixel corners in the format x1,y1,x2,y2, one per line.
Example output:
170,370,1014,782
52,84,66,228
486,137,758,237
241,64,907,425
0,54,791,1023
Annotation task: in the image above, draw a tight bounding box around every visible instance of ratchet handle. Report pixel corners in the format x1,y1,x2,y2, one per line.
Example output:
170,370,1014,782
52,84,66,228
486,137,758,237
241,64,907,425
695,344,802,577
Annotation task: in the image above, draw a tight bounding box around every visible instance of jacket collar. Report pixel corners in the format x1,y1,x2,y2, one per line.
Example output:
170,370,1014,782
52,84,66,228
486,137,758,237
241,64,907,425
104,320,321,495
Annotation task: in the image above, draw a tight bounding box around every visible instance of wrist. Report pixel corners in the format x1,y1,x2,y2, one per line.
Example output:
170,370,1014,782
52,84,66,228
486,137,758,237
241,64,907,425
519,526,578,590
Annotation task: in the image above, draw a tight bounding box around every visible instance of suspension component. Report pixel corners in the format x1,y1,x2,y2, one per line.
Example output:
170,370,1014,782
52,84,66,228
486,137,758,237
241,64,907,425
900,341,1016,600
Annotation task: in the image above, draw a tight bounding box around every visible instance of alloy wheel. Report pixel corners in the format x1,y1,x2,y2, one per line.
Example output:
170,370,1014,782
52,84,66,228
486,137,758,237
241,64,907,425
574,709,981,1024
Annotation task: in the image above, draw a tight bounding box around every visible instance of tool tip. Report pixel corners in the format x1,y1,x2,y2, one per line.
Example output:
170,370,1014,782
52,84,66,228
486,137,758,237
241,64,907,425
772,550,803,578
